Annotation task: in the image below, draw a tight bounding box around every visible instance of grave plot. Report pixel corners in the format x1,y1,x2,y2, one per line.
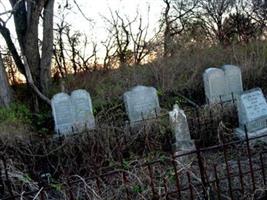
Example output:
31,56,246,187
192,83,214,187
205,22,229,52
51,89,96,135
3,129,266,200
203,65,243,104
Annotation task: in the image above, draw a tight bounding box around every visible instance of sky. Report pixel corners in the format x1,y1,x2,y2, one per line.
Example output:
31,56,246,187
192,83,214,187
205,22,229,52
55,0,163,48
0,0,164,55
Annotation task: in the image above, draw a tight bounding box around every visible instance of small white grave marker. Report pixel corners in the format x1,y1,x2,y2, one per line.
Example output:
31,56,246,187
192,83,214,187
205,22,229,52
123,85,160,126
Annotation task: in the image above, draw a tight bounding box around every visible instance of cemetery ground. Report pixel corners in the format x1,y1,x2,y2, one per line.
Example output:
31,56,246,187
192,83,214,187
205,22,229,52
1,43,267,199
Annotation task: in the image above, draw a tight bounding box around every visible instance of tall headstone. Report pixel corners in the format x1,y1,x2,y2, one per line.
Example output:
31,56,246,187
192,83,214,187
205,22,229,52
203,68,226,103
123,85,160,126
222,65,243,99
71,90,95,131
52,93,75,135
235,88,267,138
203,65,243,103
169,104,195,151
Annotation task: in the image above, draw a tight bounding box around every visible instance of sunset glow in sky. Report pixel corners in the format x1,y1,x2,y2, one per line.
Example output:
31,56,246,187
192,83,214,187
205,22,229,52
61,0,163,42
1,0,164,58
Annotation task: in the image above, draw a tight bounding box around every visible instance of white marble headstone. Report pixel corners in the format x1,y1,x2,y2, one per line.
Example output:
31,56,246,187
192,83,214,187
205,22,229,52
71,90,95,131
222,65,243,99
203,68,226,103
52,90,96,135
123,85,160,126
203,65,243,103
237,88,267,133
52,93,75,135
169,104,195,151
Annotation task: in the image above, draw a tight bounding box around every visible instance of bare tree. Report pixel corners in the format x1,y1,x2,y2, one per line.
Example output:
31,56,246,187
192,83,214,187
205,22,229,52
54,21,68,77
223,12,258,44
199,0,236,44
0,51,12,107
161,0,199,57
101,36,116,70
0,0,55,105
103,10,132,67
128,10,152,65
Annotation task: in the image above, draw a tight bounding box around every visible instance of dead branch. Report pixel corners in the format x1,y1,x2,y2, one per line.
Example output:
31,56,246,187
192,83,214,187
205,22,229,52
22,56,51,106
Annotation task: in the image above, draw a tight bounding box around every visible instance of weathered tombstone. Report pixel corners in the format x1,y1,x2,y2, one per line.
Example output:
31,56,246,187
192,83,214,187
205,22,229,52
169,104,195,165
203,65,243,103
235,88,267,139
203,68,226,103
71,89,95,131
222,65,243,99
169,104,195,151
52,93,75,135
123,85,160,126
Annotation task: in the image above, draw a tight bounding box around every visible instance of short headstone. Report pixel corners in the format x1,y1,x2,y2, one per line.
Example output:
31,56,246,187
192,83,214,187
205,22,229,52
52,90,96,135
169,104,195,151
123,85,160,126
235,88,267,139
203,65,243,103
71,89,95,131
52,92,75,135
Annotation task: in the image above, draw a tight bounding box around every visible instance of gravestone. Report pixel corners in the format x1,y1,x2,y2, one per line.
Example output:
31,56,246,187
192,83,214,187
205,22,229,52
203,68,226,103
52,90,96,135
222,65,243,99
203,65,243,103
123,85,160,126
71,90,95,131
235,88,267,138
52,93,75,135
169,104,195,151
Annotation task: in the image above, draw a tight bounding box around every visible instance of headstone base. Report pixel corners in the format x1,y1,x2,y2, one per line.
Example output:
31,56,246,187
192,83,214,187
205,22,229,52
172,140,196,168
234,128,267,143
174,140,196,151
173,149,196,169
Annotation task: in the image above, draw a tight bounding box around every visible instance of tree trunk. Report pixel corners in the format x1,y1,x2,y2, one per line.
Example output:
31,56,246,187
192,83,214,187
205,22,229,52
40,0,55,94
0,53,12,107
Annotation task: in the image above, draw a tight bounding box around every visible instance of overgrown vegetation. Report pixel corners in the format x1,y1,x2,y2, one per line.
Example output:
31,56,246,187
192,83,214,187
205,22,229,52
1,0,267,199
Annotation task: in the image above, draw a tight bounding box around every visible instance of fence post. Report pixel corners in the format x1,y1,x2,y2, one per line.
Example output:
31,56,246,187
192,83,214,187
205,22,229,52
237,159,244,194
147,164,158,199
244,125,256,191
196,108,201,139
222,139,233,200
187,172,194,200
171,152,181,199
213,164,221,200
260,153,266,186
120,159,130,200
196,146,208,200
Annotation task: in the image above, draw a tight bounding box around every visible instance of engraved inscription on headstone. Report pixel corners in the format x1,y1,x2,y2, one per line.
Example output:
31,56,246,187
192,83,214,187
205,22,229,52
52,93,75,135
123,85,160,126
237,88,267,133
203,65,243,103
71,90,95,131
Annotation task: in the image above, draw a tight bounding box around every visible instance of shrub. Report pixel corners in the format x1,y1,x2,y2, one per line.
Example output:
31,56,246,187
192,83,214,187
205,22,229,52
0,103,31,124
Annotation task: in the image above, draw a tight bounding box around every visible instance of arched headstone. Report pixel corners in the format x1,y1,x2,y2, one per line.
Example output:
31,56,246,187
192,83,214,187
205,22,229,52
71,89,95,131
123,85,160,126
52,93,75,135
203,68,226,103
203,65,243,103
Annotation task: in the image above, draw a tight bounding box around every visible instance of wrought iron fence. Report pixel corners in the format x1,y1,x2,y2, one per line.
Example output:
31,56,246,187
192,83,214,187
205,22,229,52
2,126,267,200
